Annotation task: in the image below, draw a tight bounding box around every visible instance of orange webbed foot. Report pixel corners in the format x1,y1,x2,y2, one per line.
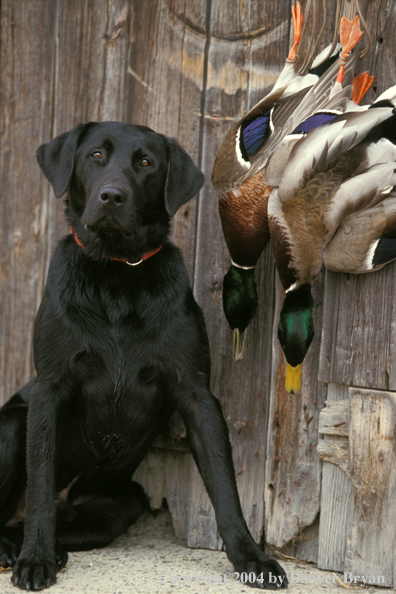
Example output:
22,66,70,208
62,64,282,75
287,1,303,62
352,71,374,104
336,15,364,84
340,15,363,56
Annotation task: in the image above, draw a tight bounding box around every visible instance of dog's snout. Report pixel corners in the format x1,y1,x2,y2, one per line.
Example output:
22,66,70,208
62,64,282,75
99,186,127,207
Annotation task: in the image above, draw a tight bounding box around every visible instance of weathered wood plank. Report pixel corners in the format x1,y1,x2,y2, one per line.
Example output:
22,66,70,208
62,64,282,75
163,449,191,540
0,0,57,403
319,267,396,390
317,439,351,475
188,244,278,550
295,515,320,564
358,0,396,101
318,399,349,437
317,384,353,572
317,461,353,571
344,387,396,588
188,0,290,550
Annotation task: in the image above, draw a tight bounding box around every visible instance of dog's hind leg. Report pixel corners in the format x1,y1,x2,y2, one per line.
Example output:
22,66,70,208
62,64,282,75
0,394,29,568
57,481,148,551
0,394,28,523
0,394,28,521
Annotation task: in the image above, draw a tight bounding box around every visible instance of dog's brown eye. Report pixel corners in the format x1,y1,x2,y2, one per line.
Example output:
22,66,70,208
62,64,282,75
141,158,150,167
92,151,102,159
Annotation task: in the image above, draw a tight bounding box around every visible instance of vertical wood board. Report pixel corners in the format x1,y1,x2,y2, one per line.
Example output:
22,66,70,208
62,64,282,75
317,384,353,572
345,387,396,588
0,0,57,401
319,268,396,390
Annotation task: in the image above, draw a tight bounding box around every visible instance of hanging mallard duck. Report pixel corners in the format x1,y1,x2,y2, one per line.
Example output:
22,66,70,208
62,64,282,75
212,2,396,394
212,1,353,360
268,94,396,393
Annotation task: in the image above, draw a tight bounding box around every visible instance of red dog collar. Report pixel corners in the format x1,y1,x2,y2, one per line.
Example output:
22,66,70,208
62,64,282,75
70,227,162,266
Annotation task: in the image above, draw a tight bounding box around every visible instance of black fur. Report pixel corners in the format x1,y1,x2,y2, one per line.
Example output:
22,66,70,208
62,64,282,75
1,122,287,591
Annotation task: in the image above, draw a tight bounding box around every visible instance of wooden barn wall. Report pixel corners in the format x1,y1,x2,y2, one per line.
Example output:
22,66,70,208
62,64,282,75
1,0,396,572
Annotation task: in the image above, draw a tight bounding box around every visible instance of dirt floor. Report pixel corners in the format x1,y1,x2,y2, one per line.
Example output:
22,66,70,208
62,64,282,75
0,510,393,593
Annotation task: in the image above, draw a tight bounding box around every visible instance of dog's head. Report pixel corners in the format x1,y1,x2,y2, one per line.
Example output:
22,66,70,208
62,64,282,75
37,122,204,261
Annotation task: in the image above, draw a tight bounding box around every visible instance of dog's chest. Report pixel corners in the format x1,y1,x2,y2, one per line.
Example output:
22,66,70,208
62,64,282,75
66,366,167,467
68,323,169,462
51,264,186,466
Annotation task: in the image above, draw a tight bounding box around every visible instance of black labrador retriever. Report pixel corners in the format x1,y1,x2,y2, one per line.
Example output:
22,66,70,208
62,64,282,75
0,122,287,591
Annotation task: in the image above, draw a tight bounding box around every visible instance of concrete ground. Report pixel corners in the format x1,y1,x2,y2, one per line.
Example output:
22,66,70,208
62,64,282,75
0,510,393,594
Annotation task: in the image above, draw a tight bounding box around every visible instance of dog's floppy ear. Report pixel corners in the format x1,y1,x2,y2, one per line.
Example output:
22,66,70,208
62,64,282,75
36,123,90,198
164,138,205,217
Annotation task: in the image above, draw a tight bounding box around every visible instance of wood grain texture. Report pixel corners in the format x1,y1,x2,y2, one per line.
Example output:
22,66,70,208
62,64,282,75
344,387,396,588
317,384,353,572
317,439,351,475
319,266,396,389
318,384,396,584
318,398,349,437
357,0,396,102
0,0,57,402
294,515,319,563
188,244,277,549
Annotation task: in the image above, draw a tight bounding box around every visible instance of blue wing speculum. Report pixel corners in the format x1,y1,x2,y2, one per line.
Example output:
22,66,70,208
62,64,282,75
240,112,272,159
291,111,339,134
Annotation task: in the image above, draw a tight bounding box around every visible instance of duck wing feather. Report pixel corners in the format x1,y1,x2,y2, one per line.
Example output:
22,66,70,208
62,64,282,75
265,54,357,186
279,107,394,201
324,194,396,273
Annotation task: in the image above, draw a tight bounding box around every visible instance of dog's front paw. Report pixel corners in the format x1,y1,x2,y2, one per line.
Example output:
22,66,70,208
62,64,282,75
234,554,288,589
12,556,58,591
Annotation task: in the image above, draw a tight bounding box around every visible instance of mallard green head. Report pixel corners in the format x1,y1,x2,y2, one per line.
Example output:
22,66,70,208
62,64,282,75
223,265,258,360
278,284,314,394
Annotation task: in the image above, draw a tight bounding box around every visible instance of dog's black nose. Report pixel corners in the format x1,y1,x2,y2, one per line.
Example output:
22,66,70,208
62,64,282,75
99,186,127,207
